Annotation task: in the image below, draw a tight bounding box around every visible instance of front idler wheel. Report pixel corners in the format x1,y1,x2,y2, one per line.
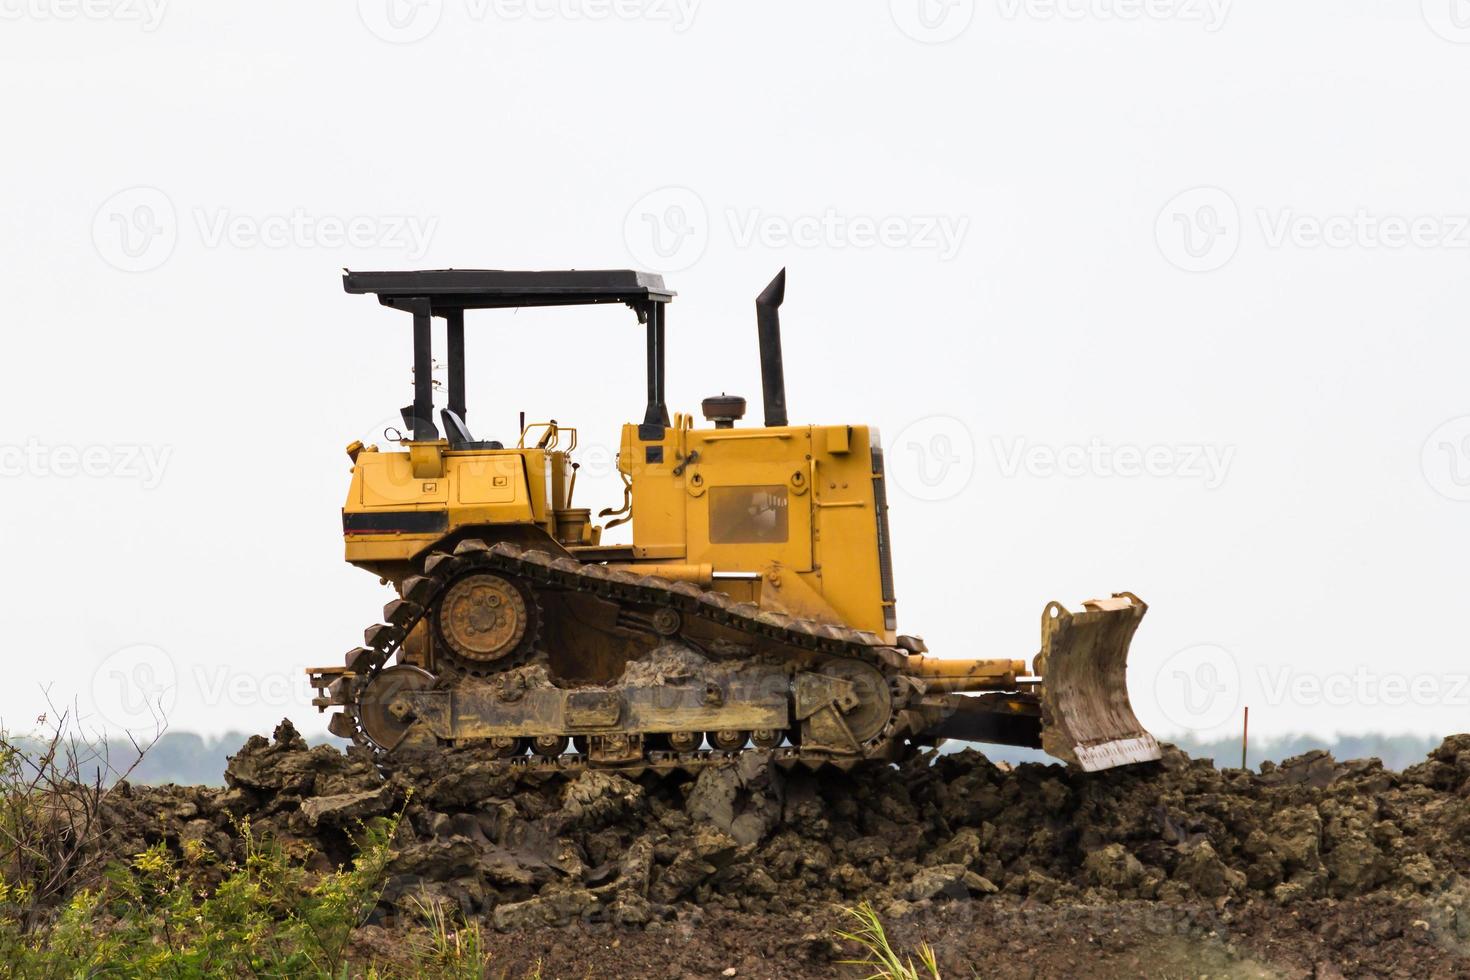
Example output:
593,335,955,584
356,665,436,752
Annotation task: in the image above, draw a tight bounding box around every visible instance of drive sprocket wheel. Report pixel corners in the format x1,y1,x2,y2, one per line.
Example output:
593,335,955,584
433,571,539,675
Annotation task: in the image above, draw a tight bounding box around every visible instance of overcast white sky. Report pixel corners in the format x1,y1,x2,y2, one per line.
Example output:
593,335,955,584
2,1,1468,748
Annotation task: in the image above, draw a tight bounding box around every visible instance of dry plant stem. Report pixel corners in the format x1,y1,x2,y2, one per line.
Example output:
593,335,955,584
0,690,165,931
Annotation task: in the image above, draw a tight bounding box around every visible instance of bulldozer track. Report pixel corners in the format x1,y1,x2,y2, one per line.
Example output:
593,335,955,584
331,539,917,774
379,742,900,781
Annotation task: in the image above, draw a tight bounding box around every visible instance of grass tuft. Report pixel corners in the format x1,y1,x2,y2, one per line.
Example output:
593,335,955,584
835,902,942,980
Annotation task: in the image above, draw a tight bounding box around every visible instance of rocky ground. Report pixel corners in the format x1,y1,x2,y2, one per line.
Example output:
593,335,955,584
95,721,1470,978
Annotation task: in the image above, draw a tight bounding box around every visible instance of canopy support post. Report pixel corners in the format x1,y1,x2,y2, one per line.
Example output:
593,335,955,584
445,308,466,423
404,297,439,442
639,301,670,439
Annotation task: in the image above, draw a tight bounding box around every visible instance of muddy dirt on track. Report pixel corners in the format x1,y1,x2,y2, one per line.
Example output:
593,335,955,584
97,721,1470,978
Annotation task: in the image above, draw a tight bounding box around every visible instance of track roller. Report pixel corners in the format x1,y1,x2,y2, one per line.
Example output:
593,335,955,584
708,729,749,752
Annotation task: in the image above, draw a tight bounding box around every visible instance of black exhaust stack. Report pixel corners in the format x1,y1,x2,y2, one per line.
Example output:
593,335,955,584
756,268,788,428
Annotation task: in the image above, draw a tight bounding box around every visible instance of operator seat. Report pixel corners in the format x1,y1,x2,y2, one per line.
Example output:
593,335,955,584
441,409,503,451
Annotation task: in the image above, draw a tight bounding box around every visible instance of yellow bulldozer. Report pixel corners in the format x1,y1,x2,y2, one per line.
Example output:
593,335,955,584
308,269,1160,774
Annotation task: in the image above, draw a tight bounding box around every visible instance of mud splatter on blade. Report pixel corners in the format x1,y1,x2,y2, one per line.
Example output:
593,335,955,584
1037,593,1162,772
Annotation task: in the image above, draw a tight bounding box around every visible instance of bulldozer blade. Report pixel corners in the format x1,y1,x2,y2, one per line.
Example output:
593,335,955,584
1035,593,1162,772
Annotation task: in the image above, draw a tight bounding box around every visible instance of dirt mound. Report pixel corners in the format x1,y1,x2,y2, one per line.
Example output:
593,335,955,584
95,721,1470,976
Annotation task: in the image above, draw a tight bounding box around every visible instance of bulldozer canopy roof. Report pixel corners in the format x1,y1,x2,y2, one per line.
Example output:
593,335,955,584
343,269,675,313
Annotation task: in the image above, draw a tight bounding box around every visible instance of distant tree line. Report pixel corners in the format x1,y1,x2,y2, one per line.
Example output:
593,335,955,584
2,731,344,788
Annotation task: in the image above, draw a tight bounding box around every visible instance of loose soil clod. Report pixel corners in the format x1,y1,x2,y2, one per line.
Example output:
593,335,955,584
91,721,1470,978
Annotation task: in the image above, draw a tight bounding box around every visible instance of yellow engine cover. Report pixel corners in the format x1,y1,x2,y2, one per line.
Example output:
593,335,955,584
620,418,896,641
342,440,565,572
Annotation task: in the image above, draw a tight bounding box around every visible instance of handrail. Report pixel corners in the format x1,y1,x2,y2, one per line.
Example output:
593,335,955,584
517,420,578,452
699,431,792,442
